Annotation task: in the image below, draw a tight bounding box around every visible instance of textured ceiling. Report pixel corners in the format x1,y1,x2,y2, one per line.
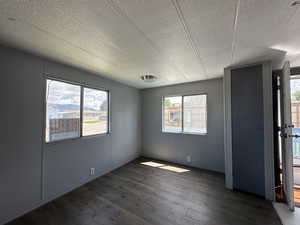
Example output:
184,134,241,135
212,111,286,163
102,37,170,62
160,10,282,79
0,0,299,88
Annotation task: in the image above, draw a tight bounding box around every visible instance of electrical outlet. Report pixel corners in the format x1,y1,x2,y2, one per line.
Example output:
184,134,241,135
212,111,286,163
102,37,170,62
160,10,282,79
187,155,191,163
90,168,95,175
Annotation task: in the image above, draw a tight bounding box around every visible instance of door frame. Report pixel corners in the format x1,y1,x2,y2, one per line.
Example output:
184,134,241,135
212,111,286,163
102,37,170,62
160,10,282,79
224,61,275,200
280,61,295,211
273,66,300,204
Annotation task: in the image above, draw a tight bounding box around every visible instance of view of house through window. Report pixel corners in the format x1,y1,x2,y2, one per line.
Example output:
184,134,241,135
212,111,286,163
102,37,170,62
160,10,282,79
184,95,207,133
163,96,182,133
163,94,207,134
83,88,108,136
46,79,81,142
45,79,109,142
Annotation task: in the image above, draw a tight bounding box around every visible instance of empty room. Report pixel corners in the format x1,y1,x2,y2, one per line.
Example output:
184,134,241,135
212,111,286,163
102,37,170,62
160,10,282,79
1,0,300,225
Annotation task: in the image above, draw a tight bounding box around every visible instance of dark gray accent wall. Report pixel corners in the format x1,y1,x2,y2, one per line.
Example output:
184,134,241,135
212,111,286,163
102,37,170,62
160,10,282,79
231,65,265,197
0,45,141,224
141,79,224,173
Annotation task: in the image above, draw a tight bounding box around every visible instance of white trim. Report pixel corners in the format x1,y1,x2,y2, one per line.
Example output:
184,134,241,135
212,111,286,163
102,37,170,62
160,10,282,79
262,61,275,201
223,68,233,189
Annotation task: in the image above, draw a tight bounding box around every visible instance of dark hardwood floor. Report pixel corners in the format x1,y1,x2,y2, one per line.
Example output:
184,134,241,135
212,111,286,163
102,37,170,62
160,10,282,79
7,158,282,225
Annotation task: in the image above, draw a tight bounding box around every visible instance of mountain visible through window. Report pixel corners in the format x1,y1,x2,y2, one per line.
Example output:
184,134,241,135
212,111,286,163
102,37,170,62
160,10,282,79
83,88,108,136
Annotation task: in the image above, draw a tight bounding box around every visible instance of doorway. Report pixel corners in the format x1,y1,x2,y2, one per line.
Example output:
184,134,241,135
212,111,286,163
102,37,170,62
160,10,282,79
274,67,300,209
290,75,300,207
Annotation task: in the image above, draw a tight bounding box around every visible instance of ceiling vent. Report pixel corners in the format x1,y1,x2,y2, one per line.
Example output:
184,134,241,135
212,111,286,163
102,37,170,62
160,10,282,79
141,75,157,82
291,1,300,6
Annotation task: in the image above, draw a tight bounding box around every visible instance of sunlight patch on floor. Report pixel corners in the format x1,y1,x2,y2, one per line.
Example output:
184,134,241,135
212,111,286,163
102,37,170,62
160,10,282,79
160,165,190,173
141,161,190,173
141,161,165,167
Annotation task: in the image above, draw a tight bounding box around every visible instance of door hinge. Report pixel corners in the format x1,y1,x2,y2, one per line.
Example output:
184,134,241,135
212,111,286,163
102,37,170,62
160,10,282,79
280,133,288,138
283,124,294,128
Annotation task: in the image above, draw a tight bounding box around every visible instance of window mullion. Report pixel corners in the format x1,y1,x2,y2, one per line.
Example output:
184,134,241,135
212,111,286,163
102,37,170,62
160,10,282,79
106,91,111,134
80,86,84,137
182,96,184,133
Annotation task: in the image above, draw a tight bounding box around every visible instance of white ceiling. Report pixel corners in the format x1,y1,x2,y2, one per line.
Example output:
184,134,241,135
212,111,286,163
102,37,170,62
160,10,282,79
0,0,299,88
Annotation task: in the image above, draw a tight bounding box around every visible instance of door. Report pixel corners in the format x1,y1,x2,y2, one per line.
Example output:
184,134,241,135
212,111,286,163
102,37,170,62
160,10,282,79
280,61,295,211
231,65,265,196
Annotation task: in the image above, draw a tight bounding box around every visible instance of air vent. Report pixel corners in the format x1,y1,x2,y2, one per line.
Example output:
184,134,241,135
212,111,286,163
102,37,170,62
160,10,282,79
291,1,300,6
141,75,157,82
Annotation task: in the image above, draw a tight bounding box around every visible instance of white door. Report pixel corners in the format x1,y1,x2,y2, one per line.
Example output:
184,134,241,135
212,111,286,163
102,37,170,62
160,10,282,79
280,61,295,211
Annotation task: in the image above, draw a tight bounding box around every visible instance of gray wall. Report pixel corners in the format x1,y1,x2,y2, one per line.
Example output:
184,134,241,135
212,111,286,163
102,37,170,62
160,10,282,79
141,78,224,173
0,45,141,224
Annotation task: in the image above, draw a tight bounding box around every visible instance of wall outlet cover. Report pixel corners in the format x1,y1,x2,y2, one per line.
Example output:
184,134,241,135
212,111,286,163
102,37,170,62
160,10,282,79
90,168,95,175
187,155,191,162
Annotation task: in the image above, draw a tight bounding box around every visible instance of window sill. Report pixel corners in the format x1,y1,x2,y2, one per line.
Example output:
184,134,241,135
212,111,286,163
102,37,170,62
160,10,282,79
82,132,110,139
45,132,111,144
162,131,207,136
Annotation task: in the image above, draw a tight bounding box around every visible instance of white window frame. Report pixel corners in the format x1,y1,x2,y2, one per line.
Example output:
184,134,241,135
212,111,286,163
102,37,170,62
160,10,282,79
45,77,110,143
162,94,207,135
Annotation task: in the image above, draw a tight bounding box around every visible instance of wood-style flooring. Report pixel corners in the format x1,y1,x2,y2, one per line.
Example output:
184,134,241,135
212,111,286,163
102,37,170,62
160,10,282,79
6,158,282,225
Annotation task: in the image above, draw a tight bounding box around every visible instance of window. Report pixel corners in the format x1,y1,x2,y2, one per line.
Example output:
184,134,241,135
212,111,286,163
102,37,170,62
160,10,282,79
162,94,207,134
83,88,108,136
45,79,109,143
